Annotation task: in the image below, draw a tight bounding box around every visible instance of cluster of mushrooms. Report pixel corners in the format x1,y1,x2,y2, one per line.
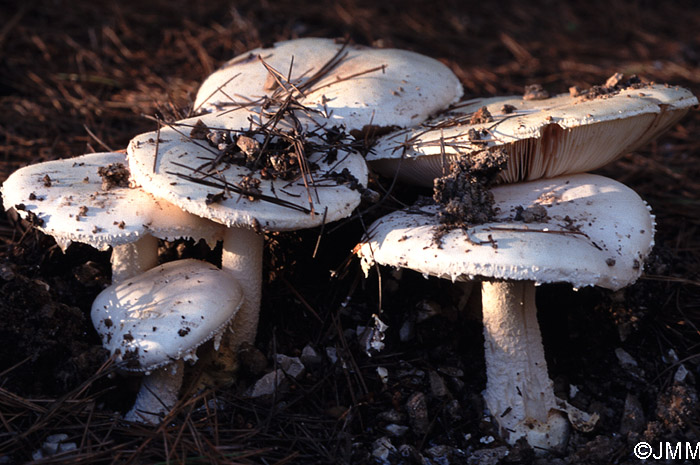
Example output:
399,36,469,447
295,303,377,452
2,38,696,451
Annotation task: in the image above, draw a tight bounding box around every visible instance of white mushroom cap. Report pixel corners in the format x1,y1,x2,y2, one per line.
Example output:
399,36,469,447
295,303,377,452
194,38,463,131
127,111,368,231
368,84,697,186
358,173,655,291
1,152,224,251
128,108,369,368
91,258,243,372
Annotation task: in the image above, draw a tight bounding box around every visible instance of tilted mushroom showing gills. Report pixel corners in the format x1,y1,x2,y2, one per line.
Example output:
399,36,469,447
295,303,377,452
368,84,697,186
92,259,243,424
194,38,463,132
0,152,223,282
127,107,368,376
357,174,655,451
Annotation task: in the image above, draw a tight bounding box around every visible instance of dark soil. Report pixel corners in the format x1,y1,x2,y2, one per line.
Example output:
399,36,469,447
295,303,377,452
433,148,508,226
1,1,700,464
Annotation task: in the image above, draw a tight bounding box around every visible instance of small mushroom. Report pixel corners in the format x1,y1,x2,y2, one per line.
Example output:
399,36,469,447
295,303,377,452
357,173,655,451
368,84,697,186
1,152,224,282
91,259,243,423
194,38,463,131
127,106,369,380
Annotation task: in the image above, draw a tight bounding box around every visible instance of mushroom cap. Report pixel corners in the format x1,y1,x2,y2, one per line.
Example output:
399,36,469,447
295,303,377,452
194,37,463,131
91,259,243,371
1,152,224,251
368,84,697,186
358,174,654,291
127,109,368,231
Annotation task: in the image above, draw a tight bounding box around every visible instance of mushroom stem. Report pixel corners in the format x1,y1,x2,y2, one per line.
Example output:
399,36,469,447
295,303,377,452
214,227,263,374
111,234,159,282
481,280,569,451
124,360,184,424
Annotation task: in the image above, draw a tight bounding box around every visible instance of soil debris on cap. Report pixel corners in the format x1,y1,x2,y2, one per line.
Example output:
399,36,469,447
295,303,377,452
239,176,262,201
188,119,326,185
523,84,550,100
76,205,88,220
570,73,645,101
205,191,228,205
350,124,400,148
468,106,493,125
513,205,548,223
14,203,44,226
97,163,130,191
432,148,508,243
189,119,210,140
326,167,364,192
236,135,260,157
501,104,517,114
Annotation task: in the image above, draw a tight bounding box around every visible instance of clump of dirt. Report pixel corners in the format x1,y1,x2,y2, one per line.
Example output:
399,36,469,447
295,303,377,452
523,84,550,100
13,203,44,226
186,118,323,182
469,106,493,124
513,204,548,223
239,175,262,201
569,72,646,101
433,148,508,228
97,163,130,191
349,124,398,147
501,103,517,114
189,119,210,140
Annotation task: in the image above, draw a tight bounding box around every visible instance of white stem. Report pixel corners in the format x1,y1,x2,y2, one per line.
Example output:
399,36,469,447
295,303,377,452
199,227,263,381
221,227,263,346
111,235,159,282
124,360,184,424
481,280,569,452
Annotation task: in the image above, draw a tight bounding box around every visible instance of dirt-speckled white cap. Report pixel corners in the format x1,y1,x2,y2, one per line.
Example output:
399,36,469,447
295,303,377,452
368,84,697,186
127,110,368,231
358,173,654,291
91,259,243,371
194,37,463,131
1,152,224,250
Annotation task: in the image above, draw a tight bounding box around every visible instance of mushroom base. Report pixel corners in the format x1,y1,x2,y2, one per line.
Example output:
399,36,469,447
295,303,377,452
124,360,184,424
481,280,569,452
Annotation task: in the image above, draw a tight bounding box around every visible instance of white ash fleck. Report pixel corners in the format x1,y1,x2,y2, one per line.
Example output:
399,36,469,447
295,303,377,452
358,314,388,356
376,366,389,385
674,364,690,384
275,354,305,378
384,423,409,437
300,344,322,367
32,434,77,461
371,437,397,463
615,347,638,368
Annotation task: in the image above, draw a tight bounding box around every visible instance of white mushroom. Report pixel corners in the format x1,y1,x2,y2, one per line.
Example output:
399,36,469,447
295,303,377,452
194,37,463,131
367,84,697,186
127,107,368,376
357,173,655,451
0,152,223,282
92,259,243,423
